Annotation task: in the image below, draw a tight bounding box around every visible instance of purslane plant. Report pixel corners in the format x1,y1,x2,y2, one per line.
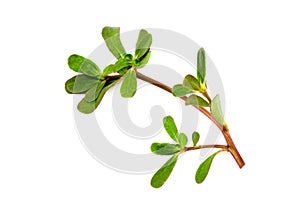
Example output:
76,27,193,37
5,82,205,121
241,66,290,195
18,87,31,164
65,26,245,188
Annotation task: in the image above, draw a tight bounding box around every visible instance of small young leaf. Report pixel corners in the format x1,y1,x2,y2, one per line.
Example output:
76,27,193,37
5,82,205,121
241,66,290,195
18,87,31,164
151,143,181,155
151,154,178,188
183,74,200,91
197,48,206,83
211,95,224,125
65,75,98,94
114,58,131,72
77,79,119,114
84,80,106,102
136,51,151,68
192,131,200,146
172,84,194,97
135,29,152,60
163,116,179,142
178,133,188,148
102,64,115,76
102,27,126,59
120,69,137,98
195,150,222,184
186,94,209,107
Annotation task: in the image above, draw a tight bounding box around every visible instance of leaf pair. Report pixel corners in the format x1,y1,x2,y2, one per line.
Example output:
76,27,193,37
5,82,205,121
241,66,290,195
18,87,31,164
65,54,104,95
150,116,189,188
65,54,120,114
172,75,209,107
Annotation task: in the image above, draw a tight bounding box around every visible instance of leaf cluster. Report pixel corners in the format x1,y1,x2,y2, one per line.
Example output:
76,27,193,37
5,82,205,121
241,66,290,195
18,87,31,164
150,116,223,188
65,27,152,113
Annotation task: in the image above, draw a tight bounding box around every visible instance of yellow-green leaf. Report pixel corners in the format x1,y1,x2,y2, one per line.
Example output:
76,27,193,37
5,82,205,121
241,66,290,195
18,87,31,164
183,74,200,90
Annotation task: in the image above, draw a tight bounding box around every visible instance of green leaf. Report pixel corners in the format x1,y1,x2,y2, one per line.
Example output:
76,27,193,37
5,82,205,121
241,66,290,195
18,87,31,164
68,54,101,77
163,116,179,142
185,94,209,107
195,150,222,184
114,58,131,72
183,74,200,91
120,69,137,98
172,84,194,97
102,27,126,59
68,54,84,72
192,131,200,146
197,48,206,83
151,143,181,155
65,75,98,94
84,80,106,102
136,51,151,68
102,64,115,76
211,95,224,125
151,154,178,188
77,79,119,114
178,133,188,148
135,29,152,60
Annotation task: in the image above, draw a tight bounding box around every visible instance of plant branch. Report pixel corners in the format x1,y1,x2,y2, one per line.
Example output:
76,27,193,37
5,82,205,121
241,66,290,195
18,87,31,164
135,71,245,168
185,144,228,152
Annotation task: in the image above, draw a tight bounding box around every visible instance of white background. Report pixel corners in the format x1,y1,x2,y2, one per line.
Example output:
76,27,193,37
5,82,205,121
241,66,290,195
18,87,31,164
1,0,299,199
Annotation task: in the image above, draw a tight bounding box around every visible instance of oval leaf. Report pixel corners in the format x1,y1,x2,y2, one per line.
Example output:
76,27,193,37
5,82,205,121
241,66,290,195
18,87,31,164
68,54,101,77
135,29,152,60
211,95,224,125
102,27,126,59
195,150,222,184
65,75,98,94
192,131,200,146
186,94,209,107
183,74,200,90
68,54,84,72
80,59,101,77
84,80,106,102
197,48,206,83
151,154,178,188
163,116,179,142
178,133,188,148
77,79,119,114
151,143,181,155
172,84,194,97
120,69,137,98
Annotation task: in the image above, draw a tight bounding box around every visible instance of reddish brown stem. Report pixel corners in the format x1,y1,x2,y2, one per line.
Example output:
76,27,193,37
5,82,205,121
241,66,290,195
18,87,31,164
135,71,245,168
185,144,228,152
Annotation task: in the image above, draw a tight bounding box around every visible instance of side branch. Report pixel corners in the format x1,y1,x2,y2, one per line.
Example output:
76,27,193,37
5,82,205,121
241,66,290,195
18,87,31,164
135,71,245,168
